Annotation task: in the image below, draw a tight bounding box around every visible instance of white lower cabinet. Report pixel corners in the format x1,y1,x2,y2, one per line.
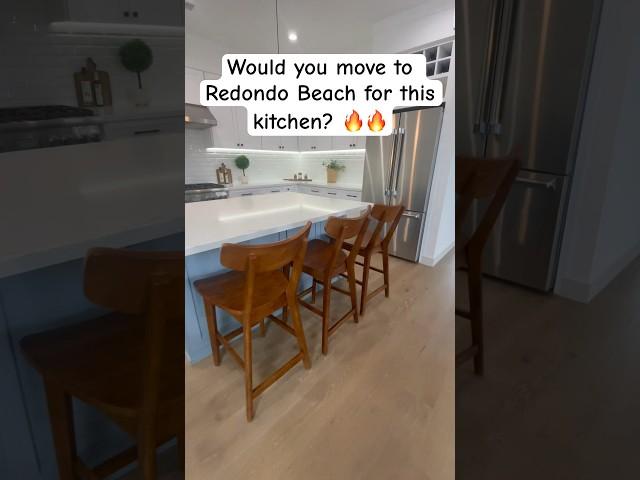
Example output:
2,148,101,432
229,184,361,200
341,191,362,201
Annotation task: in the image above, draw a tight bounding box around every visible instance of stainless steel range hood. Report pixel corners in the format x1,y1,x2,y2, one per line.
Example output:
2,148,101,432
185,103,217,129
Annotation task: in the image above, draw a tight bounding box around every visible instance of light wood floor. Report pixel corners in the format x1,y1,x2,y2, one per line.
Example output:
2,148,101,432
186,253,454,480
456,254,640,479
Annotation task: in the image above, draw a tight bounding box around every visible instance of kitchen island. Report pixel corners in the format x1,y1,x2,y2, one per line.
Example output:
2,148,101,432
185,192,370,362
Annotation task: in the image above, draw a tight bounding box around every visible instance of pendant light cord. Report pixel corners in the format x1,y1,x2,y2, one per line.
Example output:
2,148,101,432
275,0,280,54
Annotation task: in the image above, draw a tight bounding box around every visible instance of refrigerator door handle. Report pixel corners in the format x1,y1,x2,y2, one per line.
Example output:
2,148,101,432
473,0,502,135
488,0,517,135
515,175,558,191
392,127,406,196
385,127,399,197
401,211,421,219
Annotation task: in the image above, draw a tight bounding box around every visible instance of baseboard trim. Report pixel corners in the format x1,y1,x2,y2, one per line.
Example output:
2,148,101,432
419,241,454,267
555,239,640,303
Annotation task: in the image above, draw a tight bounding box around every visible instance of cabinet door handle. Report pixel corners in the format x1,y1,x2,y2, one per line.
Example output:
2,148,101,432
241,193,253,196
327,192,337,195
132,11,139,18
347,194,357,198
134,129,161,135
311,189,319,193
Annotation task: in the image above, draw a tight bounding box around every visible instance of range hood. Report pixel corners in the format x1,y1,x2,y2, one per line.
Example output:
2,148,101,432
185,104,217,129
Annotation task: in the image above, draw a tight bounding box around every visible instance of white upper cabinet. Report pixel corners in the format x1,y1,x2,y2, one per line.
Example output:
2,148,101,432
210,107,237,148
298,137,332,152
331,136,365,150
49,0,183,26
129,0,183,26
185,67,203,105
261,136,299,151
233,108,262,149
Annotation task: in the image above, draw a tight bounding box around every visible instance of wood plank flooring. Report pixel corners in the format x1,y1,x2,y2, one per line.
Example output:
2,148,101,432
456,254,640,479
186,253,454,480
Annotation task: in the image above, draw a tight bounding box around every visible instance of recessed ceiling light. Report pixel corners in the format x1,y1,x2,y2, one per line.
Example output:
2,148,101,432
288,31,298,42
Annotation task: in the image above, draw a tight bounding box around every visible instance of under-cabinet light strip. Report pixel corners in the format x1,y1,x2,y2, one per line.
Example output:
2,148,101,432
205,147,365,155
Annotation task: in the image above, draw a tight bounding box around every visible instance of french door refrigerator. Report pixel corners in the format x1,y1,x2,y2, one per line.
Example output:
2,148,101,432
457,0,603,290
362,106,444,262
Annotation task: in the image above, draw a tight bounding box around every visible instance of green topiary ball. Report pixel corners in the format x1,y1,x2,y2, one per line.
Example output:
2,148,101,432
119,39,153,88
234,155,250,174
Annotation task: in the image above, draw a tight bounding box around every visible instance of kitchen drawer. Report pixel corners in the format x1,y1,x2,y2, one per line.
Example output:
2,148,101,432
338,190,362,201
325,189,340,198
102,116,182,140
307,186,327,196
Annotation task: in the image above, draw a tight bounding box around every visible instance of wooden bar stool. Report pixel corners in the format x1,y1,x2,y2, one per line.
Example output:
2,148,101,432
21,248,184,480
342,204,405,315
455,155,518,375
194,222,312,421
298,208,370,355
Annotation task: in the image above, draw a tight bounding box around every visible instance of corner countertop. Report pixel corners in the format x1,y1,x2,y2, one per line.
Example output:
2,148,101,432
225,181,363,192
185,192,370,256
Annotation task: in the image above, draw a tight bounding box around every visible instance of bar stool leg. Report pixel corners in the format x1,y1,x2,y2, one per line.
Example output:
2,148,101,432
360,256,371,316
288,290,311,369
138,427,157,480
243,321,254,421
311,278,317,303
204,303,221,366
347,264,359,323
44,381,77,480
382,250,390,297
321,279,331,355
468,257,484,376
259,319,266,337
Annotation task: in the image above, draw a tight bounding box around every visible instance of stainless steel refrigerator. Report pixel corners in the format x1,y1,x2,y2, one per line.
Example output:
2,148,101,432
457,0,603,290
362,106,444,262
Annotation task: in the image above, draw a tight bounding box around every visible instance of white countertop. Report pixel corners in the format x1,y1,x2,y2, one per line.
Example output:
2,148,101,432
0,134,183,279
226,181,362,192
185,192,370,256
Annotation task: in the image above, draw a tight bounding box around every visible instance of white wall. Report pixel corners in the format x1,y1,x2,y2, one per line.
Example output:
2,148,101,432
555,0,640,302
186,32,230,74
371,5,454,53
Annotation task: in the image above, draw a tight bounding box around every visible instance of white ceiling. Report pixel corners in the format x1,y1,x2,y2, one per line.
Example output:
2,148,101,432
186,0,452,53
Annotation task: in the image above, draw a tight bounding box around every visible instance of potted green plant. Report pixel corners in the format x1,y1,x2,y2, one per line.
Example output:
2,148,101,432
119,39,153,106
234,155,250,184
323,159,345,183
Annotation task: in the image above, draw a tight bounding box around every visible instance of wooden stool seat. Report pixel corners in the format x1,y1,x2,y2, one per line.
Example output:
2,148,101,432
303,239,348,279
20,248,184,479
198,222,312,421
343,228,381,254
21,313,183,431
195,270,288,324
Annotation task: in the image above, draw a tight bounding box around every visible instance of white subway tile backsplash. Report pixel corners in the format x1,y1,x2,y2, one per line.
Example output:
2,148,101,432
2,30,183,110
185,141,365,187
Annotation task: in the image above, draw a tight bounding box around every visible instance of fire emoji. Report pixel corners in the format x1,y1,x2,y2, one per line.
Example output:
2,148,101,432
344,110,362,132
368,110,386,132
